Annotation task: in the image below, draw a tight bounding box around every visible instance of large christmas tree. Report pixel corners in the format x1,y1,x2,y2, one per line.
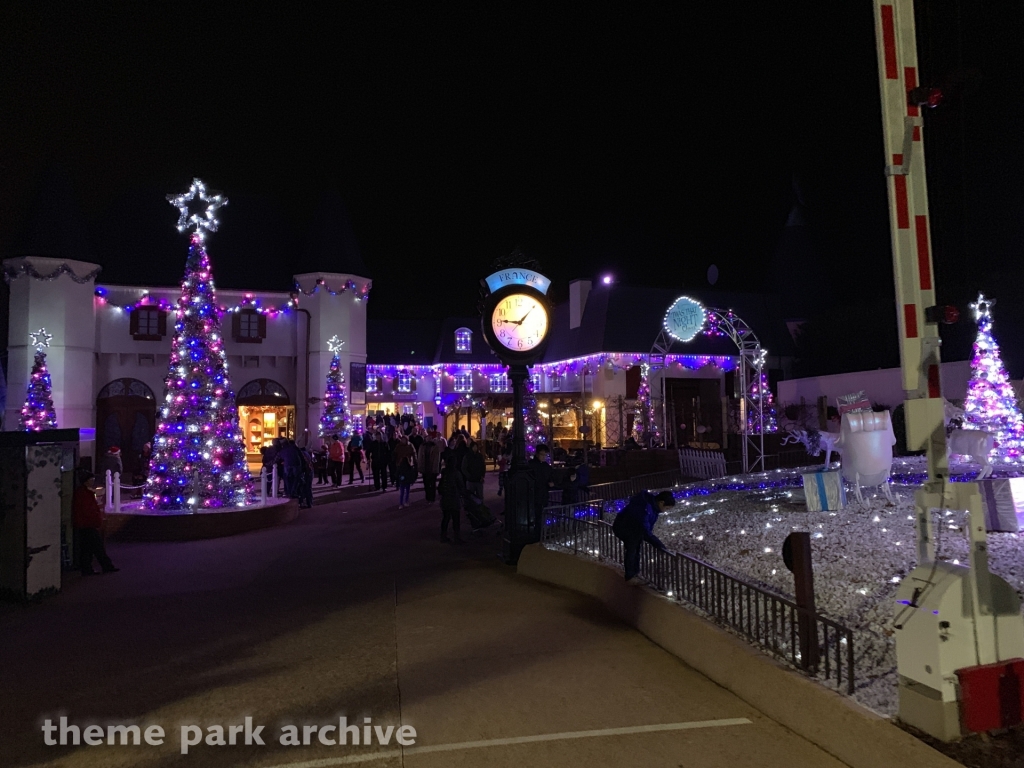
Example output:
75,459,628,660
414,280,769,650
319,336,349,438
962,293,1024,460
747,369,778,434
20,328,58,431
146,180,253,510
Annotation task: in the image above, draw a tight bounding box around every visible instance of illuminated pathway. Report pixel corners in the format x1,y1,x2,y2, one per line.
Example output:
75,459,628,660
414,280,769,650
0,477,847,768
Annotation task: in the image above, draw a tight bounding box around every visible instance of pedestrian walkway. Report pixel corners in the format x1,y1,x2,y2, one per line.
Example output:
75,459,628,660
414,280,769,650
0,475,848,768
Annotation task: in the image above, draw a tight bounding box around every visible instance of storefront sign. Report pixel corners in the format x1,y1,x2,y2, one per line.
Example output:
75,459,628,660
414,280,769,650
663,296,706,342
484,270,551,295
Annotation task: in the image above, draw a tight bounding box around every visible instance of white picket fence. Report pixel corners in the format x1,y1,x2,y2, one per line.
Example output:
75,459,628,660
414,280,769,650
678,448,727,480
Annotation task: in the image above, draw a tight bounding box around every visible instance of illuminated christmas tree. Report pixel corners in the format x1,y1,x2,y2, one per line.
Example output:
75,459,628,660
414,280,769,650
319,336,349,437
523,373,545,452
962,293,1024,460
20,328,58,431
747,368,778,434
146,179,253,510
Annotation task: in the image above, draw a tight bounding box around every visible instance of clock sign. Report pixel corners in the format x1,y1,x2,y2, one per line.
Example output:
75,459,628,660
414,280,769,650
663,296,706,342
491,293,548,352
480,271,552,364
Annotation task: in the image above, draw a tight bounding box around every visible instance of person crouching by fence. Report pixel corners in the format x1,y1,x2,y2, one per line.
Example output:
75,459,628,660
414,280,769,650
73,471,119,576
611,490,676,584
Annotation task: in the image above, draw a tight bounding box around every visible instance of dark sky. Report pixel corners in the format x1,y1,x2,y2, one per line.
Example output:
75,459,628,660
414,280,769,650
1,3,1022,362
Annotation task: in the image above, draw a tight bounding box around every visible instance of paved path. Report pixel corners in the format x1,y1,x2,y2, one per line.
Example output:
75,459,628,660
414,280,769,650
0,476,846,768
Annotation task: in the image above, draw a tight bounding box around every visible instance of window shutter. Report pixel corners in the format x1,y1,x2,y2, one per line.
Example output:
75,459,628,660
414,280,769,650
157,311,167,336
129,310,139,335
411,378,418,393
232,312,241,340
258,313,267,339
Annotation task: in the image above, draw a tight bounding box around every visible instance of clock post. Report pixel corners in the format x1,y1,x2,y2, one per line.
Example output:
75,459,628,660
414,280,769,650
479,265,553,564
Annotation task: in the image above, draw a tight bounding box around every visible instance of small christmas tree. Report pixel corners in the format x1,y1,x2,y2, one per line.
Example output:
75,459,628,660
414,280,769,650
962,293,1024,460
523,373,545,452
146,179,252,510
747,369,778,434
319,336,349,438
21,328,58,431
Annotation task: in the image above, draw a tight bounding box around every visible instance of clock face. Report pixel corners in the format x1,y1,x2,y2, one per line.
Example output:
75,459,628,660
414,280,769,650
491,293,549,352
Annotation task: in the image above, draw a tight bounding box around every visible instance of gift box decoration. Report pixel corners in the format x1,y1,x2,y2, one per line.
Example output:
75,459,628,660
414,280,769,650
978,477,1024,533
802,469,847,512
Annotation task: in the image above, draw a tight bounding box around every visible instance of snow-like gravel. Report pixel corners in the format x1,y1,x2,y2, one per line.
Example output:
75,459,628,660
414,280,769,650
632,458,1024,716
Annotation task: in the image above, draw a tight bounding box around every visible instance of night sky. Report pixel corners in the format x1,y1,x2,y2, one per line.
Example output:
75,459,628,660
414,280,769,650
2,3,1022,367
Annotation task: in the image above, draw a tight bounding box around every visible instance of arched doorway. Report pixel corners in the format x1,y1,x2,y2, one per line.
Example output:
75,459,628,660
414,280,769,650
96,378,157,478
236,379,295,468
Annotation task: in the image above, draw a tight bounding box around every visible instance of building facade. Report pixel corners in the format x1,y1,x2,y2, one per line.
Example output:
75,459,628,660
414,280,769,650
3,248,791,475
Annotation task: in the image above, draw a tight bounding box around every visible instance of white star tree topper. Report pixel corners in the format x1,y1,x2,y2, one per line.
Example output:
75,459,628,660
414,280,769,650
167,178,227,240
327,335,345,355
30,328,53,350
971,292,994,320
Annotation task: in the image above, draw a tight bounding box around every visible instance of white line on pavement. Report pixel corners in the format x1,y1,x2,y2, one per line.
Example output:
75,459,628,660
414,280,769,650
261,718,753,767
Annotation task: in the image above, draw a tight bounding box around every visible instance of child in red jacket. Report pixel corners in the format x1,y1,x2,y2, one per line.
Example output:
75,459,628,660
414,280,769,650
72,472,118,576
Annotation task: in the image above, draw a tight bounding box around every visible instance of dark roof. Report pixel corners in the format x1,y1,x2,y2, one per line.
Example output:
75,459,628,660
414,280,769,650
366,285,793,367
366,318,443,365
541,284,794,362
302,191,369,278
9,168,95,263
435,318,503,364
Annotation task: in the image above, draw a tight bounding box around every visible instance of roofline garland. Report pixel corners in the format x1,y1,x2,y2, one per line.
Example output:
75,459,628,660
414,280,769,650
3,261,102,285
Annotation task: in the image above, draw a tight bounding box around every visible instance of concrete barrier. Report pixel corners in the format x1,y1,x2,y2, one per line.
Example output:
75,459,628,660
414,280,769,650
106,499,300,541
517,544,959,768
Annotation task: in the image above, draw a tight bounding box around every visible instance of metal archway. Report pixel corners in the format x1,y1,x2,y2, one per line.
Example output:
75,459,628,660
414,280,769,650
645,307,765,474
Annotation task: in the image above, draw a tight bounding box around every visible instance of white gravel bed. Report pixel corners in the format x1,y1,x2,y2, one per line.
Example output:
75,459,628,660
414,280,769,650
647,460,1024,716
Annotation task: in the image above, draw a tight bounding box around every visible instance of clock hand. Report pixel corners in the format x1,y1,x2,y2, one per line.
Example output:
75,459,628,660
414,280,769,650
514,307,535,325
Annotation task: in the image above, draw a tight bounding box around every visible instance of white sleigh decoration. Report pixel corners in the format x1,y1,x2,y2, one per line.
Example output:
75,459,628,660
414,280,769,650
838,410,896,503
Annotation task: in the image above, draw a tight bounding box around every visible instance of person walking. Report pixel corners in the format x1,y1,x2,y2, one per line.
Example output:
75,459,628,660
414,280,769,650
418,435,442,504
461,440,486,503
611,490,677,583
327,435,345,487
393,433,417,508
346,432,365,485
313,445,328,485
73,471,118,575
368,430,391,491
298,446,315,509
528,444,555,515
438,457,464,543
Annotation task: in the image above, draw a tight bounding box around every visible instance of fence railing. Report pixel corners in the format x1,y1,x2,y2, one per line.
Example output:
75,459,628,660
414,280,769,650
677,448,727,480
547,468,686,506
540,511,855,695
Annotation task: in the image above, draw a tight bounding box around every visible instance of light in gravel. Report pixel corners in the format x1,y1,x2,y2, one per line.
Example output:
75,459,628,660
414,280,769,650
891,576,901,583
858,588,868,595
873,516,880,522
764,547,772,553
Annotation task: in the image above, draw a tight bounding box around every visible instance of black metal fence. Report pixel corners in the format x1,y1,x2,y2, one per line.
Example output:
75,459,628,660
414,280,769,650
548,469,687,506
540,510,856,695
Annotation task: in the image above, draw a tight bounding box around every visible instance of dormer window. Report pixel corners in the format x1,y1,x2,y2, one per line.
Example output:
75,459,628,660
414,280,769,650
455,328,472,353
130,307,167,341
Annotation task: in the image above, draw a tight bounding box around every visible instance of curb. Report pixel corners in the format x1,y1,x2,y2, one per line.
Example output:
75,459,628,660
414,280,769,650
517,544,959,768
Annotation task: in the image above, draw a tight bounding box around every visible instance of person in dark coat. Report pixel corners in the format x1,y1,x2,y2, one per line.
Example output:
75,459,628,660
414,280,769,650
98,446,123,481
528,444,555,515
72,472,118,575
278,439,302,498
461,440,486,502
346,433,365,484
560,465,580,505
368,430,391,491
612,490,676,583
418,438,442,504
438,458,465,544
